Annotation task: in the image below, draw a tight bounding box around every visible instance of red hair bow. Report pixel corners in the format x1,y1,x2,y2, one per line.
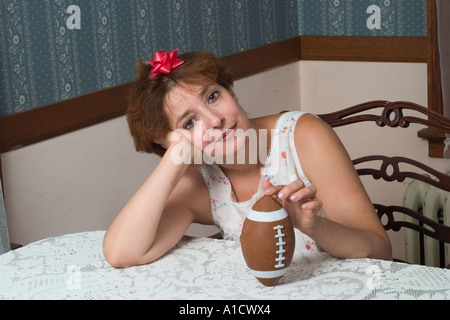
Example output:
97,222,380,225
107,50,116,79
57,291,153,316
148,49,184,79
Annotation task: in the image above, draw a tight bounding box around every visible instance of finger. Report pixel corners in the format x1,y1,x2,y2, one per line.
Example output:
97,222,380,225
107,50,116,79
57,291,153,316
171,129,191,143
153,130,173,149
262,180,273,191
277,180,306,200
302,198,322,212
288,185,317,202
160,129,185,149
262,180,284,196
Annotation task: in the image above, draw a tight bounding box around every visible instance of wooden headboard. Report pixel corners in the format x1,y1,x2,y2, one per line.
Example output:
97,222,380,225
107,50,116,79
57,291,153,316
318,100,450,267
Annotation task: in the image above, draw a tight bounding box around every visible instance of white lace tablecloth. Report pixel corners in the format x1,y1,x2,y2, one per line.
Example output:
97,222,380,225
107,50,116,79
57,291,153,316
1,231,450,300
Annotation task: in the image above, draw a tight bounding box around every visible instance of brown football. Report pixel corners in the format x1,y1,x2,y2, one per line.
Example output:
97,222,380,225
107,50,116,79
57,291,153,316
241,195,295,286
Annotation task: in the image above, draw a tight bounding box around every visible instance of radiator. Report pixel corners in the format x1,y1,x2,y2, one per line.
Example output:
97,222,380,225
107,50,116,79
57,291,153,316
403,179,450,267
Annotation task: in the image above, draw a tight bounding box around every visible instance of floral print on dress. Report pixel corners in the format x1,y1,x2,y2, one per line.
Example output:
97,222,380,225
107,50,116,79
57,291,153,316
305,240,317,252
208,175,229,186
211,198,227,212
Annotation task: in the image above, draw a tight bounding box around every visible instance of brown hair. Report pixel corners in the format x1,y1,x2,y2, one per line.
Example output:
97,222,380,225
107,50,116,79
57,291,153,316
127,51,234,156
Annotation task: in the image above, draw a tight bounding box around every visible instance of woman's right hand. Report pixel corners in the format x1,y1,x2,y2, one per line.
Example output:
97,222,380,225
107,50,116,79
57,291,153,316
162,130,204,166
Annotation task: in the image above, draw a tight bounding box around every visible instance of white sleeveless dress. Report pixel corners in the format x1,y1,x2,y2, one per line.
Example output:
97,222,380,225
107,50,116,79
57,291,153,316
199,111,322,252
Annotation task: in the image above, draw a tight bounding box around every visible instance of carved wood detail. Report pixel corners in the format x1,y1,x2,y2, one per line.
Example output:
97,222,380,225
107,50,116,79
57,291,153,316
319,100,450,132
319,100,450,267
353,155,450,192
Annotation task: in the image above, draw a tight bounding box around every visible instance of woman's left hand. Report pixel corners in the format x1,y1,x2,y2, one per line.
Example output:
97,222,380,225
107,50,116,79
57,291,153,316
262,180,322,236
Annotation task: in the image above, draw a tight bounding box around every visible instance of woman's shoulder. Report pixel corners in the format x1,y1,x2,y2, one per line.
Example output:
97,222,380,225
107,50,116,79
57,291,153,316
250,111,313,130
249,113,280,128
169,166,212,224
249,111,296,130
294,112,336,144
292,112,348,170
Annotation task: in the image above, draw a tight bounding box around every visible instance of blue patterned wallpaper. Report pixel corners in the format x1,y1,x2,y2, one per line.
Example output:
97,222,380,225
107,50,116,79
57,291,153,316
0,0,426,118
298,0,427,36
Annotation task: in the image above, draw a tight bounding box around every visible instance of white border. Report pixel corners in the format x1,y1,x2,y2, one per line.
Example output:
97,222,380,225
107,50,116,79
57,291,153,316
246,208,287,222
249,268,287,279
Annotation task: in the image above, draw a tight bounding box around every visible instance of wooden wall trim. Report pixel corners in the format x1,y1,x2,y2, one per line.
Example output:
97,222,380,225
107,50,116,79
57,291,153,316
423,0,446,158
427,0,443,115
0,36,426,154
417,128,446,157
300,36,427,63
0,82,132,154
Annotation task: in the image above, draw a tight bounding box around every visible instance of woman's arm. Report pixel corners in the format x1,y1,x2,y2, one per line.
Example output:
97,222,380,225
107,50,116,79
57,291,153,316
103,138,211,268
265,114,392,261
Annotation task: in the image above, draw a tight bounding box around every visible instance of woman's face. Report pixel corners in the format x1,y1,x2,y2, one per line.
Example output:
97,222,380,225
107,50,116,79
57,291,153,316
164,83,250,163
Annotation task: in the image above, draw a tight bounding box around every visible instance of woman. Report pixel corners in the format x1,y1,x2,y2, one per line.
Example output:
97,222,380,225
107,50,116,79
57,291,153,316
103,50,392,268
